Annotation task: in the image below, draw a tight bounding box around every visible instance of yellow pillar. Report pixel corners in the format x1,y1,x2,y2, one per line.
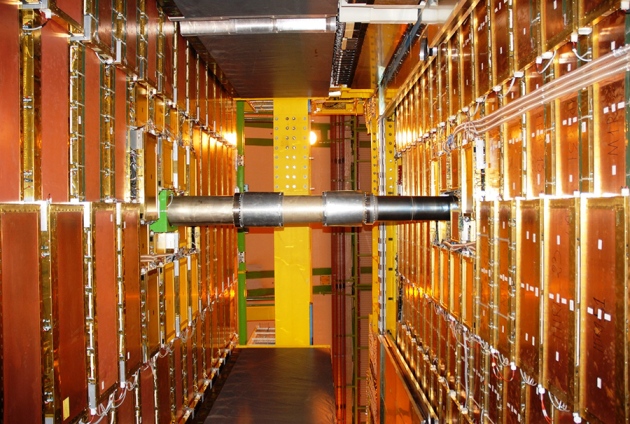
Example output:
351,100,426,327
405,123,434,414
273,98,312,346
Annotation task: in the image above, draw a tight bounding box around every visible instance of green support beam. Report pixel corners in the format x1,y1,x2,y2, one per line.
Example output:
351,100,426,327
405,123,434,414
236,101,248,345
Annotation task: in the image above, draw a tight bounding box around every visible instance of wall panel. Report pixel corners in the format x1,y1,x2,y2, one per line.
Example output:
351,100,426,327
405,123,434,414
0,206,43,423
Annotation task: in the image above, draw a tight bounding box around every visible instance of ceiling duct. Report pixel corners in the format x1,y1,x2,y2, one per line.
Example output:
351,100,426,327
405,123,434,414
179,17,337,36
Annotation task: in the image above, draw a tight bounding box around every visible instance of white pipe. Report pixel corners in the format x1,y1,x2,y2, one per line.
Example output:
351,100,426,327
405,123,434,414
179,17,337,36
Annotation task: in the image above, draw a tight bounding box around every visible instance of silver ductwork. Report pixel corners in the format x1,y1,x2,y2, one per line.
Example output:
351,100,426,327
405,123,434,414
178,17,337,36
167,191,456,227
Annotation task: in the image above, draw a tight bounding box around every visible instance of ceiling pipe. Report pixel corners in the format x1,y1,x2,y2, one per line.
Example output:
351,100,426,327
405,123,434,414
178,17,337,36
167,191,456,227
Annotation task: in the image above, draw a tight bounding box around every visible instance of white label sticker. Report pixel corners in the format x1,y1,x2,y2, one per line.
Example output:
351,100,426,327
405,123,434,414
525,333,529,341
604,313,612,322
587,307,594,315
561,298,567,305
604,106,610,114
557,235,560,245
612,165,617,176
533,233,536,243
532,336,536,346
598,239,603,250
597,377,602,389
556,351,560,362
570,300,574,311
597,309,603,320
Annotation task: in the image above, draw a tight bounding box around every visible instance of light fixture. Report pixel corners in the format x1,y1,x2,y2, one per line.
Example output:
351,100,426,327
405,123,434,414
310,130,318,145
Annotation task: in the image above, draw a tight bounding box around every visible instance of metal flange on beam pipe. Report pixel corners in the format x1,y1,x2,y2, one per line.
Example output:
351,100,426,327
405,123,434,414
167,191,456,228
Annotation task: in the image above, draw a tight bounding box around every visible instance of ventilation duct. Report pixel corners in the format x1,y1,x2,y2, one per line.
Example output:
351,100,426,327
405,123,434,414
178,17,337,36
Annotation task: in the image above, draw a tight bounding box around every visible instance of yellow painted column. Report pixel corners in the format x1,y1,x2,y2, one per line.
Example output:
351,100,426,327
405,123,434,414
273,98,312,346
382,118,399,335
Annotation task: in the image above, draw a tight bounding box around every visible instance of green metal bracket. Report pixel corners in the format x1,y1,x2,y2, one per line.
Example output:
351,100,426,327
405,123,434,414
150,190,176,233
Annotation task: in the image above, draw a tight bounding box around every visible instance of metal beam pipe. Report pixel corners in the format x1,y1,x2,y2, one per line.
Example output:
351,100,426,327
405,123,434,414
167,191,456,227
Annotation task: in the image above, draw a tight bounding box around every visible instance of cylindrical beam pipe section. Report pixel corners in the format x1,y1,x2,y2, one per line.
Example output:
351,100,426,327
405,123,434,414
167,191,456,227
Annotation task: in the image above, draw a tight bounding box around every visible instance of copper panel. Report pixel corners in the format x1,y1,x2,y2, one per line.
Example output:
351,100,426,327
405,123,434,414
514,0,539,71
199,66,207,126
486,361,502,423
156,353,171,424
94,208,118,397
438,46,448,124
145,133,158,218
440,249,450,308
451,252,462,319
196,317,205,387
174,339,184,421
0,2,20,201
205,309,213,373
542,199,577,406
526,105,546,197
54,0,83,26
492,0,511,84
485,127,502,199
179,258,189,329
556,94,580,195
503,366,522,423
41,20,70,202
140,365,156,424
469,342,484,421
177,145,186,192
450,149,460,190
431,246,440,301
439,155,447,193
542,0,573,51
0,207,43,423
146,0,159,85
123,208,142,376
176,32,187,111
474,1,490,98
116,388,136,422
429,61,438,130
515,201,541,378
85,47,102,201
496,201,512,357
189,51,198,120
162,18,175,98
459,19,474,109
98,0,113,52
594,9,626,57
186,336,194,403
146,270,160,354
115,68,127,200
594,77,626,194
579,198,626,423
477,202,491,307
581,0,618,25
505,117,523,199
496,238,511,356
164,262,176,341
524,383,550,423
126,0,138,73
449,34,460,115
161,139,174,189
191,254,200,316
135,84,149,127
462,255,474,329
